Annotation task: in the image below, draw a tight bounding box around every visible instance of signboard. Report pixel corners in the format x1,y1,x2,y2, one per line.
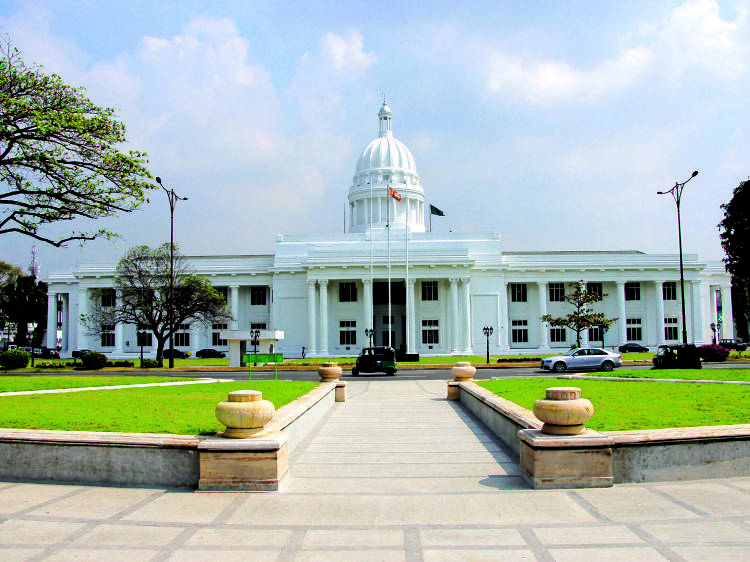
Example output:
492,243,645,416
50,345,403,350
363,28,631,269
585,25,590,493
243,353,284,363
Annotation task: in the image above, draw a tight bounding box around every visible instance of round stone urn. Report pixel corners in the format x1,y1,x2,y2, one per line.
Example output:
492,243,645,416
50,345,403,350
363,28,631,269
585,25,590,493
452,361,476,381
533,387,594,435
318,362,342,381
215,390,275,438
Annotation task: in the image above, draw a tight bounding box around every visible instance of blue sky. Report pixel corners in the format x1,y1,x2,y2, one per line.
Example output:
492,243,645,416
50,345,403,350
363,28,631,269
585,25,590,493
1,0,748,275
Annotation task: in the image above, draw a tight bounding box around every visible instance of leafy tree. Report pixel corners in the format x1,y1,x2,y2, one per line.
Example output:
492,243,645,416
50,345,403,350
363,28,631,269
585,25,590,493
0,273,48,346
82,244,231,367
541,281,618,348
0,37,153,247
719,178,750,340
0,260,23,285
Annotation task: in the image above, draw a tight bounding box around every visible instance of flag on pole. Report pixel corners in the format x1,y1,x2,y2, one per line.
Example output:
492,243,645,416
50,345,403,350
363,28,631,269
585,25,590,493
389,187,402,201
429,204,445,216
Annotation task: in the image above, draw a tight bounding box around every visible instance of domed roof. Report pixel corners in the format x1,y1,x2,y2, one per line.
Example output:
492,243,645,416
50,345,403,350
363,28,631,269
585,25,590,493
355,135,417,176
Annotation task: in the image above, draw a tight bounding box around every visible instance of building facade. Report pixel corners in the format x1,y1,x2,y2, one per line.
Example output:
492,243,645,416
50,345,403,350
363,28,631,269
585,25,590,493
46,102,734,358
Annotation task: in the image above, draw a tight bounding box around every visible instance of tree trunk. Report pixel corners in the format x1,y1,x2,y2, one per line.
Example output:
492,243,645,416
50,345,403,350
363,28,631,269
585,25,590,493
155,337,167,368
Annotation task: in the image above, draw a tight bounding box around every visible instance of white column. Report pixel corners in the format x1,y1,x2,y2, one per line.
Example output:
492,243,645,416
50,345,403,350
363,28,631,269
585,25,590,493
230,284,240,330
46,293,57,349
319,279,329,356
77,288,88,350
537,282,548,349
499,281,510,352
655,281,665,346
449,277,459,354
190,325,201,354
362,279,373,347
407,279,416,353
692,280,704,343
461,277,472,353
114,290,124,354
270,279,280,330
307,280,317,356
61,294,69,352
709,285,718,332
616,281,627,345
721,284,734,339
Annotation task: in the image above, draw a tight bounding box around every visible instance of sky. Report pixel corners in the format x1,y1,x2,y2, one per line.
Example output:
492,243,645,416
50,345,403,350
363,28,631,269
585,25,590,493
1,0,748,276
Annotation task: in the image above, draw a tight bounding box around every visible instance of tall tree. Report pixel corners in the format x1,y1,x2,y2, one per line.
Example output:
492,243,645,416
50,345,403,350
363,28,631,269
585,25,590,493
719,178,750,338
541,281,618,348
0,273,47,346
82,244,231,366
0,260,23,285
0,38,153,247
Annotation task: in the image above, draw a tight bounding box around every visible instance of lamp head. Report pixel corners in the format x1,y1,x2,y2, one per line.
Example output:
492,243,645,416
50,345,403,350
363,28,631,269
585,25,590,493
155,176,162,185
691,170,699,177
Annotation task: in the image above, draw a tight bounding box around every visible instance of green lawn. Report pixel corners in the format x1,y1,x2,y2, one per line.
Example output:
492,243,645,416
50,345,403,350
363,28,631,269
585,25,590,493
0,376,200,393
477,378,750,431
0,381,317,435
586,368,750,382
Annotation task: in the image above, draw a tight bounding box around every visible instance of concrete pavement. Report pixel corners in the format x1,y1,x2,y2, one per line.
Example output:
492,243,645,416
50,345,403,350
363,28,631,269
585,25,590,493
1,379,750,560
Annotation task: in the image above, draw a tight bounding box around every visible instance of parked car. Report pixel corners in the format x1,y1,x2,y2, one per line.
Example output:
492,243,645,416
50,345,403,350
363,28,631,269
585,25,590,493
71,349,95,359
195,348,226,359
618,342,649,353
163,348,190,359
351,346,398,376
652,344,702,369
719,338,746,351
38,347,61,359
540,348,622,373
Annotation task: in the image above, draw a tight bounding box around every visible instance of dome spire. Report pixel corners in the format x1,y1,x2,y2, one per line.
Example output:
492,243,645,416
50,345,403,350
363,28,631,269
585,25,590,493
378,95,392,137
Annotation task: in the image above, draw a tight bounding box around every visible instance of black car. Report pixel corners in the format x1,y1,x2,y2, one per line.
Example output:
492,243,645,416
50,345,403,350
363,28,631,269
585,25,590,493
71,349,95,359
195,348,226,358
351,346,398,376
719,338,746,351
618,342,649,353
163,348,190,359
653,344,702,369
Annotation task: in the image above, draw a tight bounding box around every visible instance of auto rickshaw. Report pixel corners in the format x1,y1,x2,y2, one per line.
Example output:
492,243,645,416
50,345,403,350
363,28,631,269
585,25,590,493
652,343,702,369
351,346,398,376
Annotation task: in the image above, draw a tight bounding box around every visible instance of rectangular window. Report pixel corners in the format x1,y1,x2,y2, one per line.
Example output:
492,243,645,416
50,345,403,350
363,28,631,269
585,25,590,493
625,282,641,301
212,323,227,346
511,319,528,343
250,322,267,330
421,319,439,344
662,282,677,301
588,326,603,342
626,318,642,341
339,320,357,345
174,332,190,347
215,286,229,302
136,330,152,347
587,283,603,299
549,282,565,302
100,324,115,347
101,289,116,308
550,327,566,343
664,317,679,340
421,281,438,301
510,283,527,303
250,286,267,306
339,282,358,303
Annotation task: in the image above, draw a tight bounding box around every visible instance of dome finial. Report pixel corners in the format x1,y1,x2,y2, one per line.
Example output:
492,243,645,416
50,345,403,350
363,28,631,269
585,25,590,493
378,95,392,137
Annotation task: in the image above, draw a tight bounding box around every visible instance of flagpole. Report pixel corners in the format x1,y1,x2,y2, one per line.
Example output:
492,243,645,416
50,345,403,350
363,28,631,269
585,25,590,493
405,197,409,353
369,178,373,335
387,183,391,349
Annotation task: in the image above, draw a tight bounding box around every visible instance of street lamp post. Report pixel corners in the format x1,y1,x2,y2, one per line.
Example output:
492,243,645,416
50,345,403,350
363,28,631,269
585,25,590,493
137,330,145,367
251,329,260,366
482,326,494,364
155,177,188,368
365,328,374,347
658,170,698,345
710,322,717,345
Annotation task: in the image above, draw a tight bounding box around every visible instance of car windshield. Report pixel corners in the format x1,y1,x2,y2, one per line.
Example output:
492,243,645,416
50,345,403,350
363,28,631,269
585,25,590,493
565,349,580,356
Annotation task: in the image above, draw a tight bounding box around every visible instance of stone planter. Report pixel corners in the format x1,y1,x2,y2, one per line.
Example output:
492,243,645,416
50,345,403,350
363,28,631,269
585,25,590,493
452,361,476,381
318,362,342,381
215,390,275,438
533,387,594,435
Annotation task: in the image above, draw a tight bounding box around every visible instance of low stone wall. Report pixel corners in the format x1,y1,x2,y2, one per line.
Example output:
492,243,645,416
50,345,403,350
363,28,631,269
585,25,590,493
0,382,338,489
457,381,750,485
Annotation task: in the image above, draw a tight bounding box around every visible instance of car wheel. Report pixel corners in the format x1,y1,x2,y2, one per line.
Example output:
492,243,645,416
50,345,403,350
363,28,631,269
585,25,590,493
601,361,614,372
553,362,566,373
351,368,358,376
386,368,396,376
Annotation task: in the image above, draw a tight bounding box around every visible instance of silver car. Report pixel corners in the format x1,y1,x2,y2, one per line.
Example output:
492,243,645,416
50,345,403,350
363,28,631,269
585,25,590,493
541,348,622,373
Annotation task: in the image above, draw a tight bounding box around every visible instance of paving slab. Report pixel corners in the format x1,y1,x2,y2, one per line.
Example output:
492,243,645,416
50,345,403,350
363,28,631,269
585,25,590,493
1,379,749,561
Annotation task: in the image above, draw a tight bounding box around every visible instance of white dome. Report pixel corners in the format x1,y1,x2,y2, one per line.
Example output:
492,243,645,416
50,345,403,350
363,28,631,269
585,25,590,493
355,135,417,176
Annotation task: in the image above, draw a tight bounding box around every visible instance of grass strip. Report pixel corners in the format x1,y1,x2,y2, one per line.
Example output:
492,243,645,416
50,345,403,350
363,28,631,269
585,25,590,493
477,378,750,431
585,368,750,382
0,376,201,393
0,381,317,435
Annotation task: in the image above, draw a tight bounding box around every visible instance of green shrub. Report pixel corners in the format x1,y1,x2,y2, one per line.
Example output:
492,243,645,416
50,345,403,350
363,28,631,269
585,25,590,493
80,352,107,370
0,350,30,370
141,358,159,368
105,360,134,368
36,360,68,369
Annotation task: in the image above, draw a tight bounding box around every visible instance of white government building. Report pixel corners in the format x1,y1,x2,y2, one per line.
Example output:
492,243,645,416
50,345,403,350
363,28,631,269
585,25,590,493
46,102,734,360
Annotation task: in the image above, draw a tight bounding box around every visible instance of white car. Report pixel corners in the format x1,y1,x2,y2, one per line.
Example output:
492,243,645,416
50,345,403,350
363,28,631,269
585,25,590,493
541,348,622,373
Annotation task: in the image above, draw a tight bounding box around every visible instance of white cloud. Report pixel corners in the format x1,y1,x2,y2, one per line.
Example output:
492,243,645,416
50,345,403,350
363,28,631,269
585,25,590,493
321,29,376,76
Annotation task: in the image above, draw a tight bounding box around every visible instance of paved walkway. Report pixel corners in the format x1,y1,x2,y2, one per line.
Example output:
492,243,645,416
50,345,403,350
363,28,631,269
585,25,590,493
1,380,750,561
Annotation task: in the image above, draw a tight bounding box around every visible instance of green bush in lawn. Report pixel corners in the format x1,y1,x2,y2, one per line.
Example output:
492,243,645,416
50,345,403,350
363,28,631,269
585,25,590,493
80,352,107,370
0,349,30,370
36,360,68,369
106,360,134,368
141,358,159,368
